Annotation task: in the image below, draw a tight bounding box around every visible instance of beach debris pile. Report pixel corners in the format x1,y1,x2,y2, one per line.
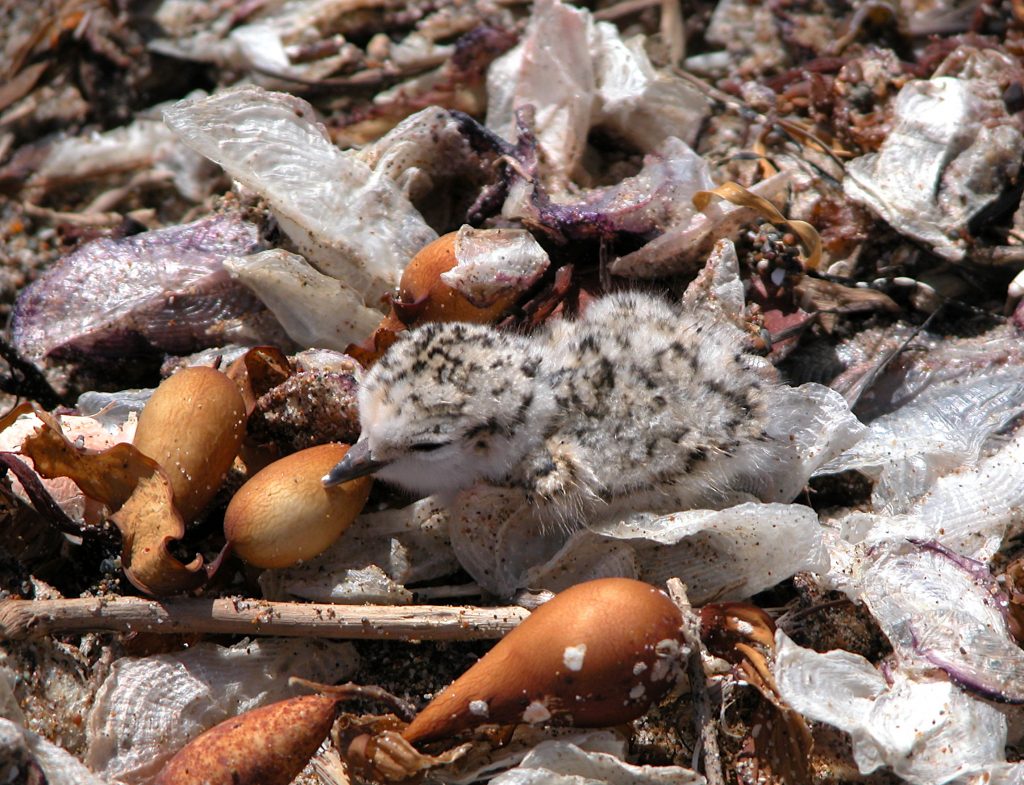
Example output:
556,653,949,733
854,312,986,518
1,0,1024,782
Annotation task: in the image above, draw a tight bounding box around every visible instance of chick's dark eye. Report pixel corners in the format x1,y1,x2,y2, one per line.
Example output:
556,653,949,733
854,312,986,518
409,441,448,453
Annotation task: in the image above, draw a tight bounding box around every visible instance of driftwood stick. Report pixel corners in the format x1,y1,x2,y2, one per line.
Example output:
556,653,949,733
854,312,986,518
666,578,725,785
0,596,530,642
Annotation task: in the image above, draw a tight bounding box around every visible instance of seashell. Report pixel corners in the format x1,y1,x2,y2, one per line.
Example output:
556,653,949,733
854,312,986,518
11,213,280,364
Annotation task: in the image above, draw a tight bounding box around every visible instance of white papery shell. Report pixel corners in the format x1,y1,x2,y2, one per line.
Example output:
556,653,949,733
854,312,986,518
857,544,1024,702
816,369,1024,514
529,502,826,604
451,486,572,599
486,0,704,186
0,719,116,785
260,496,459,604
861,426,1024,561
164,86,436,306
356,106,478,202
486,0,595,186
223,249,382,351
844,72,1023,261
442,226,550,309
85,638,357,784
487,739,705,785
443,729,626,785
775,632,1009,785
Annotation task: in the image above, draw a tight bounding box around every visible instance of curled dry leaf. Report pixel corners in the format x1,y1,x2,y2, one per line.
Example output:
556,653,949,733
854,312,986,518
693,182,823,270
153,694,341,785
2,403,202,594
224,346,293,418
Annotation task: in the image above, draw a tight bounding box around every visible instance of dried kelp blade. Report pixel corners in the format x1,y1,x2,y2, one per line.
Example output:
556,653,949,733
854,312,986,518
693,182,822,270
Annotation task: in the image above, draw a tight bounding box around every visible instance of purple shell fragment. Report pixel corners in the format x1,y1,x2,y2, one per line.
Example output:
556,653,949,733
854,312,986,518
861,543,1024,703
12,213,281,364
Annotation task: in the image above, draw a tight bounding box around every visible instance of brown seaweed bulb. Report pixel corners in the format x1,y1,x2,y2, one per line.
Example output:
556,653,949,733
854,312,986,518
154,694,339,785
224,443,371,568
401,578,685,745
394,232,515,326
133,366,246,523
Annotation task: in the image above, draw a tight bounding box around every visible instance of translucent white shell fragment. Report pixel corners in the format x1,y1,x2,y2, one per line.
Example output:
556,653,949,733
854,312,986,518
857,544,1024,702
844,71,1023,261
817,369,1024,514
486,0,596,185
223,249,382,351
163,86,437,305
0,719,115,785
486,0,704,185
27,106,213,202
443,226,550,308
85,638,358,783
858,425,1024,561
487,739,705,785
356,107,482,203
259,496,459,604
775,632,1010,784
531,502,829,604
453,493,828,602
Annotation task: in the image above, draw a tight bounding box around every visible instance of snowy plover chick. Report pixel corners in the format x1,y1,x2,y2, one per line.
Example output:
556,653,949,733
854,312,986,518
324,291,780,526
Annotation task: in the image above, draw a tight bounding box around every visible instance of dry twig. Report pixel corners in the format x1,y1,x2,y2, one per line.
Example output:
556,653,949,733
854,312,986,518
0,596,530,641
667,577,725,785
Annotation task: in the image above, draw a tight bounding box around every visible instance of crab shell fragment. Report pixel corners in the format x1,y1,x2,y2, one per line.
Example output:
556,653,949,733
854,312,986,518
402,577,685,745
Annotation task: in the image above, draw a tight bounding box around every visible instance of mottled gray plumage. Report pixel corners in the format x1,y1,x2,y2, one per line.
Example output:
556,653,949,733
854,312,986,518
326,291,781,526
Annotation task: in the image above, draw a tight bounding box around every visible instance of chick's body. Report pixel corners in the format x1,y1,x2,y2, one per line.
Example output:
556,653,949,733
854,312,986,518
340,291,779,526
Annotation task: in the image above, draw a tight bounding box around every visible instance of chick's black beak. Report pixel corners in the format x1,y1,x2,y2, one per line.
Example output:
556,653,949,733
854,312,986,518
322,440,388,486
